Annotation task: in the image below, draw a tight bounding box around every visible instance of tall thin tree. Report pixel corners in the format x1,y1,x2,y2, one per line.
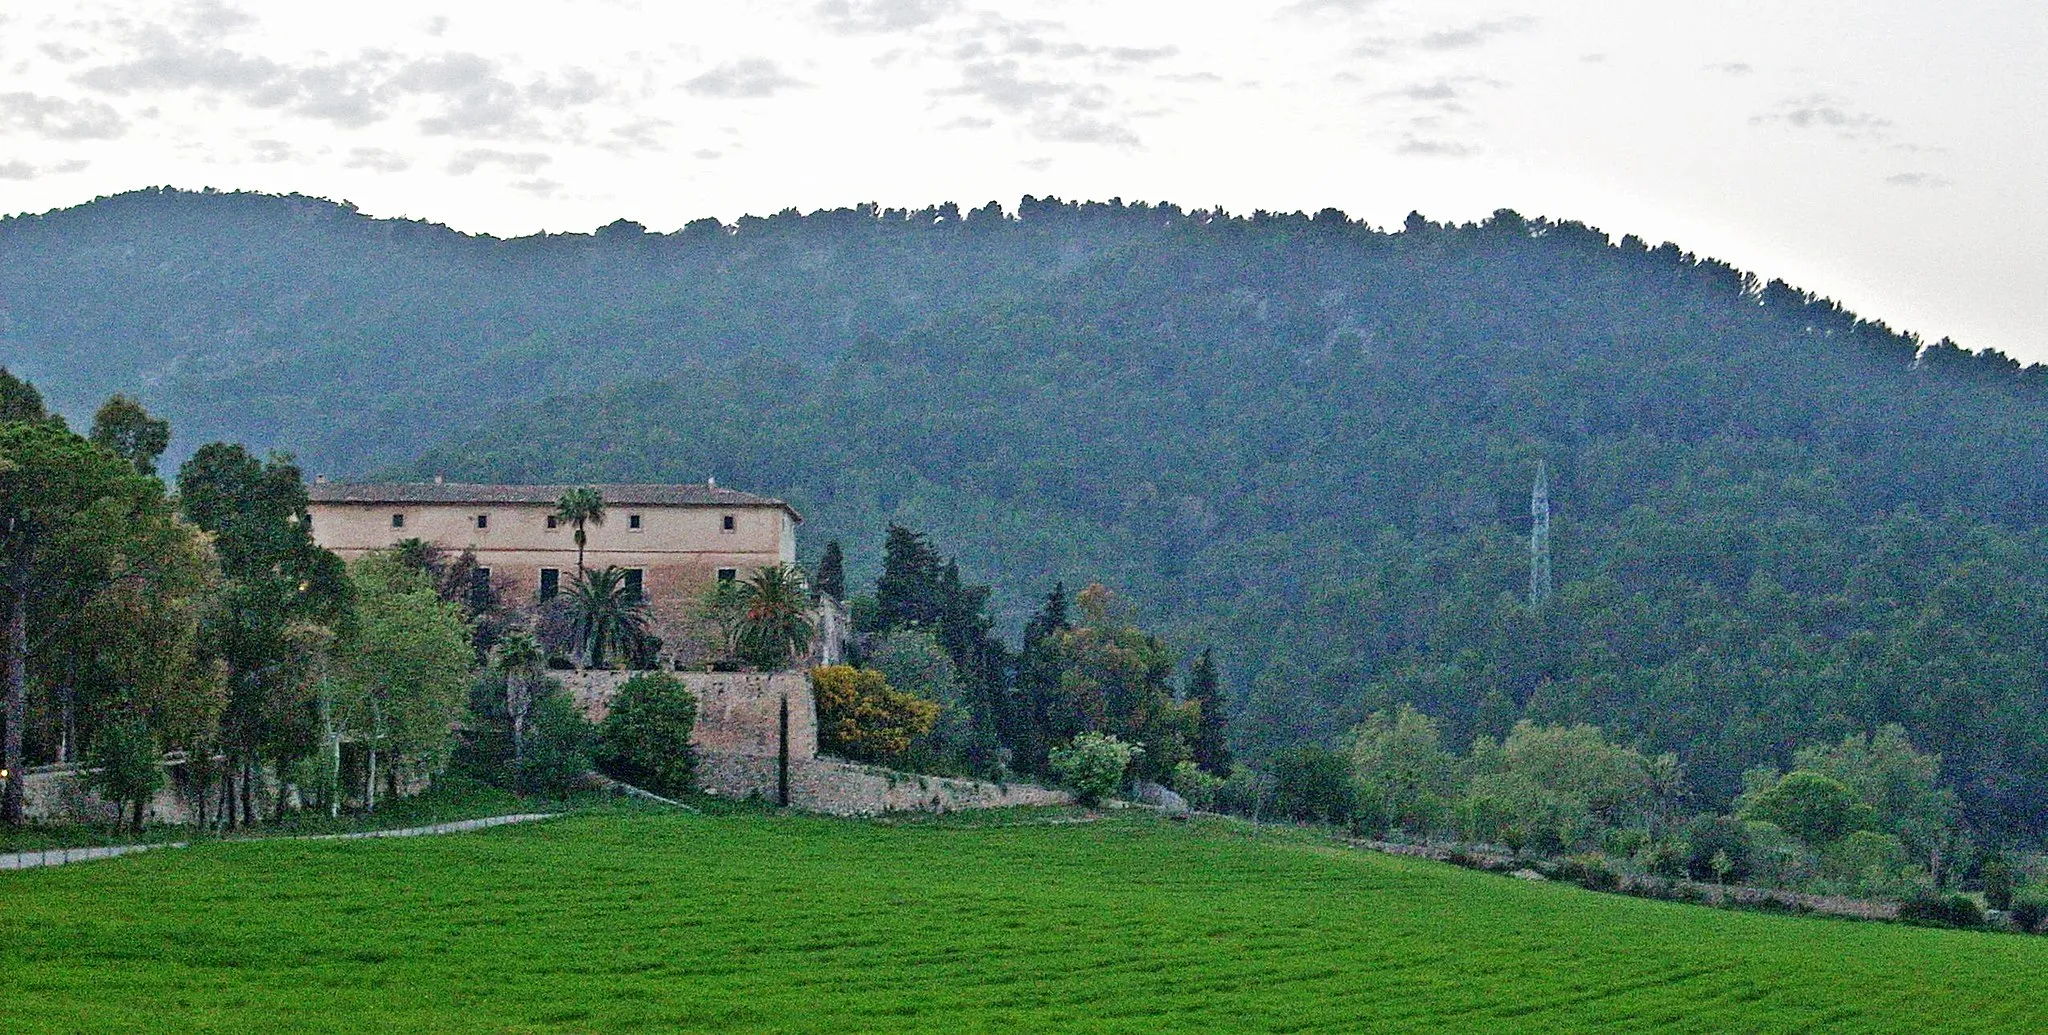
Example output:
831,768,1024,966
553,487,607,575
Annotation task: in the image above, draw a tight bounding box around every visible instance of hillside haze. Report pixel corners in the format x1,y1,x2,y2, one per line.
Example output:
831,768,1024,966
9,188,2048,835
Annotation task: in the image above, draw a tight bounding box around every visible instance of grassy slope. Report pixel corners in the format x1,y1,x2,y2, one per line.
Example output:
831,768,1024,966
2,809,2043,1033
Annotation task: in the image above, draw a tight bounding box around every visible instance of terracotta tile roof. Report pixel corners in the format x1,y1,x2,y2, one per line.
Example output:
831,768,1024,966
307,482,799,519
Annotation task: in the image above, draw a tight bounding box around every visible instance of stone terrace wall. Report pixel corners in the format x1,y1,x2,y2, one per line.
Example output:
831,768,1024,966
561,670,817,759
698,754,1071,817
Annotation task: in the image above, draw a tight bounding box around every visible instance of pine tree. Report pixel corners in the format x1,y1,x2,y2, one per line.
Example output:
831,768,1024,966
1187,647,1232,775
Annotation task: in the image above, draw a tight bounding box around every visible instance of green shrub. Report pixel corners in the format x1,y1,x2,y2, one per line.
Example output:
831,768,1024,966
1170,760,1222,811
1680,814,1753,883
83,717,163,831
1049,732,1142,806
1213,765,1274,817
1898,892,1986,929
1739,771,1877,847
596,672,699,797
1981,857,2014,912
2010,891,2048,933
1271,745,1355,826
516,694,597,797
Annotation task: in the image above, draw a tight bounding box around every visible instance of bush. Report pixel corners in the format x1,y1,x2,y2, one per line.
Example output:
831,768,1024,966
84,717,163,831
1739,771,1877,846
1898,892,1986,929
1170,760,1222,811
1049,732,1142,806
811,665,938,764
1271,745,1355,826
1680,814,1753,882
1213,765,1275,817
516,694,597,797
597,672,699,797
1981,857,2014,912
2010,891,2048,933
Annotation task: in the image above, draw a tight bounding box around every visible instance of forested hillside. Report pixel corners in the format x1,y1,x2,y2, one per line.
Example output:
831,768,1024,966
9,189,2048,836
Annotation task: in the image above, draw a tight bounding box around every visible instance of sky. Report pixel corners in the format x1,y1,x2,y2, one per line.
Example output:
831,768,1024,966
2,0,2043,361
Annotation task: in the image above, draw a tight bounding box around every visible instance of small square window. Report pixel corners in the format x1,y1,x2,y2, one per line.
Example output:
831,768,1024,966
721,514,736,532
545,514,559,530
716,567,738,583
391,512,405,529
475,513,489,530
539,568,560,602
628,513,643,531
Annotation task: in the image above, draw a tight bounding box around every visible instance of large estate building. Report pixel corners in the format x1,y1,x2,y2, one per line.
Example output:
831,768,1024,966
306,480,801,660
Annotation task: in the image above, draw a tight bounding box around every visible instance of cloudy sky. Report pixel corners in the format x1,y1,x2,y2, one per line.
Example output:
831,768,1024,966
2,0,2042,360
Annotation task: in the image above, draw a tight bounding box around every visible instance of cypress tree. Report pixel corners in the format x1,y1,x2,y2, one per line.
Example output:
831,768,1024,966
1187,647,1232,775
815,540,845,600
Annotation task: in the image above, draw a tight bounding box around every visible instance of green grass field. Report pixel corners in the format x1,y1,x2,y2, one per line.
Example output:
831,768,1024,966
4,807,2044,1032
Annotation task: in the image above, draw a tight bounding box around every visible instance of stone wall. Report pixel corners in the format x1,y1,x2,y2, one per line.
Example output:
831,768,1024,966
560,670,817,758
11,763,199,825
696,754,1071,816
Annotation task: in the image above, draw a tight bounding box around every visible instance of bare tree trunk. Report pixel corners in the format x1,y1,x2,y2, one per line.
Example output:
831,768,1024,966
509,675,530,764
131,797,144,834
3,588,28,826
366,743,377,814
221,763,236,830
58,683,73,765
240,759,256,827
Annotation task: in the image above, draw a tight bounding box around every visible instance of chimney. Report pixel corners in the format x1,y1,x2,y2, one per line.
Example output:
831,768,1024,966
434,474,444,485
315,474,328,484
707,475,717,490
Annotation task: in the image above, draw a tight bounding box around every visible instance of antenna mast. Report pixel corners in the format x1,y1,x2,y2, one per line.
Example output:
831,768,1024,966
1530,460,1553,606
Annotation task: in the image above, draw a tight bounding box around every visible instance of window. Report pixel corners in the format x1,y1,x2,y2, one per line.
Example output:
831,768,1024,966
716,567,738,583
627,513,643,531
391,512,405,529
721,513,736,532
470,567,492,605
539,568,560,602
623,568,644,600
545,514,559,530
475,513,489,530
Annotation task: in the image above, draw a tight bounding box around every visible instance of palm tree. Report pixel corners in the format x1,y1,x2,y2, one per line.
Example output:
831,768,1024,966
553,487,606,574
494,629,545,762
737,563,813,670
566,565,650,670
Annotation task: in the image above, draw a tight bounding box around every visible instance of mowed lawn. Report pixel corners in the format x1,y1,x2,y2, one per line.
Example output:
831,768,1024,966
5,809,2046,1033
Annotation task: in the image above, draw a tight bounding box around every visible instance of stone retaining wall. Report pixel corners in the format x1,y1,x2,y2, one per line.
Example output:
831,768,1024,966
560,670,817,758
697,753,1071,816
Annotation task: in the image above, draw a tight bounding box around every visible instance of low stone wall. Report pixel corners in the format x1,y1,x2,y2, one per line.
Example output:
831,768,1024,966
9,756,431,826
560,670,817,759
11,764,199,825
696,753,1071,816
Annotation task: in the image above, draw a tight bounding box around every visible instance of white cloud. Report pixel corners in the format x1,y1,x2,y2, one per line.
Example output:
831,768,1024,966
684,59,806,99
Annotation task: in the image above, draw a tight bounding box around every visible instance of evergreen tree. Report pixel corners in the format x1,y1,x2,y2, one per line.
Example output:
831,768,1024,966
872,524,942,632
815,540,845,600
1006,583,1070,774
1187,647,1232,775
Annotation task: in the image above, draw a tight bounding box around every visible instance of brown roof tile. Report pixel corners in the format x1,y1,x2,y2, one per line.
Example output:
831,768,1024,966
307,482,799,520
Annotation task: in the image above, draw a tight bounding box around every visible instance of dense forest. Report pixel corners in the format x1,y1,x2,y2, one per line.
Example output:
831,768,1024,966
8,188,2048,838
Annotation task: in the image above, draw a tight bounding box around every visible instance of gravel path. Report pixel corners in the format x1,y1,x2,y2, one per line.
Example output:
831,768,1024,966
0,812,561,871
